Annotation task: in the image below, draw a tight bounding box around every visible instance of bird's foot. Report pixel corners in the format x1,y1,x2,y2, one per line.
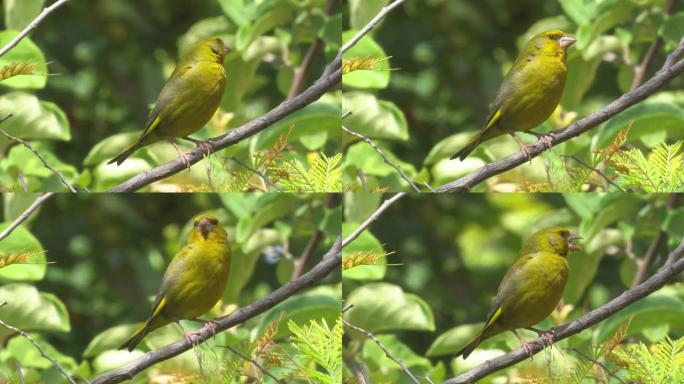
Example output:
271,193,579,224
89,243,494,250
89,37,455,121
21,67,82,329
521,340,535,358
508,133,533,165
527,327,556,347
169,140,192,170
183,137,215,157
529,131,555,150
202,319,219,337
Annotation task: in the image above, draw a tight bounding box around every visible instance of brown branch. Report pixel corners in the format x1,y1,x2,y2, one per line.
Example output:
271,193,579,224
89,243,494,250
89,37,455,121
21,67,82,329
0,192,54,242
291,229,324,280
286,0,340,99
107,62,341,192
0,0,70,57
630,0,677,89
343,318,421,384
441,237,684,384
632,194,682,286
436,36,684,192
0,115,78,192
0,302,77,384
89,236,341,384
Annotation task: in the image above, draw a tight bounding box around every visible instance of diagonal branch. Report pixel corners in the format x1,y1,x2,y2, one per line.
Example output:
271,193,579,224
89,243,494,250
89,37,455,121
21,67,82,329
630,0,677,89
0,115,78,192
436,36,684,192
342,193,405,248
107,62,341,192
340,0,407,54
0,192,54,242
89,236,341,384
441,237,684,384
0,0,70,58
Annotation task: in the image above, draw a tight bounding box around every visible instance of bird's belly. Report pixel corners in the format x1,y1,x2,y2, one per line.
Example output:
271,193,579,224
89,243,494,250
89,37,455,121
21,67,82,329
499,256,567,328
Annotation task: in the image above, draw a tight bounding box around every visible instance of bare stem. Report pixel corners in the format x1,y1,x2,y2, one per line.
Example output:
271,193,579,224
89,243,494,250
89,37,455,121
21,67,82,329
0,192,55,242
0,0,71,58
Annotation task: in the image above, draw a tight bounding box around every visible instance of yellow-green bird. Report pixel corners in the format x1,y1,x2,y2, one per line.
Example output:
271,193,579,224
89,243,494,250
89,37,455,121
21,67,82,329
455,227,581,359
108,37,230,167
119,214,231,352
451,30,576,161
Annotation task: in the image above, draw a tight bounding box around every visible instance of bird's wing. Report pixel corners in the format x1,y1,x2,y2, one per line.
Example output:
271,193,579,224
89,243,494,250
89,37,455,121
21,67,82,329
482,253,535,329
145,244,194,321
480,54,531,134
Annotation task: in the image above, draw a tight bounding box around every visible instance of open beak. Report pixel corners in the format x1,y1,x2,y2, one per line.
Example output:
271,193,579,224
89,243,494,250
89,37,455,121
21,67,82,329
567,234,583,251
197,217,214,239
559,35,577,49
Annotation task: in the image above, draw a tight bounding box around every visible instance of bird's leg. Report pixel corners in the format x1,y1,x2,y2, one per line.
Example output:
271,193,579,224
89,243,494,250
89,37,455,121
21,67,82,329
508,133,532,164
182,136,215,157
512,329,535,358
168,140,192,170
175,321,200,347
189,318,219,339
527,131,555,150
525,326,556,347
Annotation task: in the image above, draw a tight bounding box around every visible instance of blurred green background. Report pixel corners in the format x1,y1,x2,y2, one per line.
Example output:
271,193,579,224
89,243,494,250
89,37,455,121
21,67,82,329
0,192,341,383
1,0,341,191
342,0,684,192
342,192,684,383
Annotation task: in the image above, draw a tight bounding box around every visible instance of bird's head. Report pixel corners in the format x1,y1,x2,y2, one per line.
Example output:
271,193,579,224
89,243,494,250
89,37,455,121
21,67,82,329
521,226,582,257
185,36,231,64
188,214,228,243
528,29,576,58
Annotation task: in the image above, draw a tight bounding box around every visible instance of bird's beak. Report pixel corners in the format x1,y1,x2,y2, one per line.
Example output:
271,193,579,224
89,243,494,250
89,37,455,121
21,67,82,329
559,35,577,49
197,217,214,239
567,234,582,251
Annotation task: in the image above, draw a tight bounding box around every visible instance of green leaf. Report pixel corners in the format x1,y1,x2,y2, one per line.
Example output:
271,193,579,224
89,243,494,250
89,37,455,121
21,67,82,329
235,2,295,52
253,98,340,151
0,92,70,141
342,222,386,280
575,1,635,51
82,324,137,358
0,284,70,339
663,207,684,239
0,30,47,89
6,334,76,371
92,350,144,374
594,101,684,149
3,0,45,30
255,288,341,339
92,159,153,191
660,11,684,44
344,143,417,180
0,223,46,281
424,133,473,165
558,0,593,25
235,194,298,243
217,0,251,27
343,92,408,140
348,0,389,30
224,228,281,303
426,324,483,357
344,283,435,333
342,30,391,89
362,334,432,376
343,192,381,223
82,132,142,166
561,53,601,110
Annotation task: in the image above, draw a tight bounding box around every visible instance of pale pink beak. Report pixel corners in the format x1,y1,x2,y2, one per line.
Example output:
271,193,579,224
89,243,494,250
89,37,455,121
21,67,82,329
560,35,577,49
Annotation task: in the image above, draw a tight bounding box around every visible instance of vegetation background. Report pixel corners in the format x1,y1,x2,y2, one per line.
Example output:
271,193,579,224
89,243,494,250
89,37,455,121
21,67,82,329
342,192,684,383
0,192,342,383
342,0,684,192
0,0,341,192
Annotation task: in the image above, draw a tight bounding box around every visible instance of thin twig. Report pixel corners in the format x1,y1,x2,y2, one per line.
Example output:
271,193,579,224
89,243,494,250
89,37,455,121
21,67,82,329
343,124,422,192
220,344,285,384
287,0,340,99
14,361,25,384
0,192,55,242
562,155,626,192
0,0,71,57
343,318,420,384
0,115,77,193
340,0,407,54
570,348,627,384
442,237,684,384
630,0,677,89
436,36,684,192
229,157,283,192
357,169,369,192
90,236,341,384
291,229,324,280
0,302,77,384
342,193,406,248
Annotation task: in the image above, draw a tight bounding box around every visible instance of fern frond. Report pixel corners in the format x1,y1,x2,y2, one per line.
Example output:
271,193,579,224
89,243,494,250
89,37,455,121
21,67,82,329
342,56,391,74
0,250,48,269
288,317,342,384
0,62,37,81
342,249,393,270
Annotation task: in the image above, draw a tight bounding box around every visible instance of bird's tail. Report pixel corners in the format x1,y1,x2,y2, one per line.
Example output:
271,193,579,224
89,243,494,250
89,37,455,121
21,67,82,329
108,142,140,166
450,134,483,161
119,324,148,352
454,332,484,360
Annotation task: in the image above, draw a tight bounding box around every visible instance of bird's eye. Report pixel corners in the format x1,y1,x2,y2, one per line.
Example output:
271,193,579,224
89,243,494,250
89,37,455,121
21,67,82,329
560,230,569,238
211,46,219,54
549,34,560,40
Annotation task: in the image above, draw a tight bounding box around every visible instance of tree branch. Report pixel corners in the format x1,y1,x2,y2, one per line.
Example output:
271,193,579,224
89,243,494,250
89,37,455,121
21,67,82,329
0,0,70,58
291,229,324,280
286,0,340,99
340,0,407,54
441,237,684,384
89,236,341,384
342,192,405,248
630,0,677,90
436,36,684,192
0,115,78,192
107,63,341,192
0,192,54,242
0,302,77,384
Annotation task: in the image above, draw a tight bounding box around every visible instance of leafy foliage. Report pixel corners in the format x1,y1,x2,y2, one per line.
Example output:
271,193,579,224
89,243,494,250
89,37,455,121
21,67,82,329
612,336,684,384
609,141,684,192
288,317,343,384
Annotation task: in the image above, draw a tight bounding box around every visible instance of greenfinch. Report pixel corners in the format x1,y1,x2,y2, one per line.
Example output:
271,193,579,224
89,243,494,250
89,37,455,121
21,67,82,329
451,30,576,160
455,227,581,359
108,37,230,167
119,214,231,352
